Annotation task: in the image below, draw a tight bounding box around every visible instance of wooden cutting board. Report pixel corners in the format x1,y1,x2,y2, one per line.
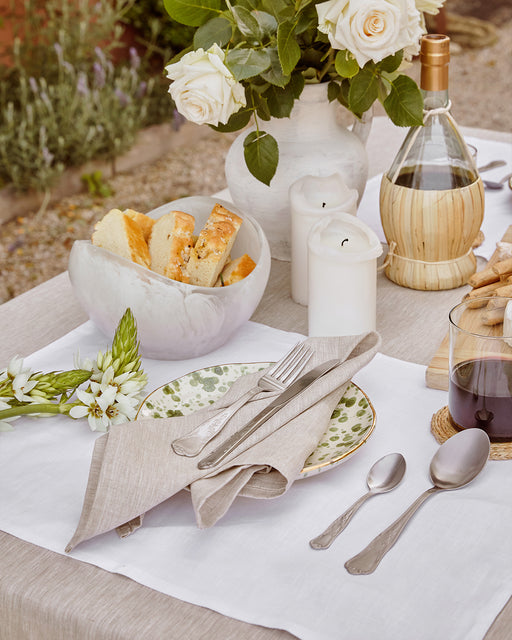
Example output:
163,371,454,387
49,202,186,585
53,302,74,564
425,225,512,391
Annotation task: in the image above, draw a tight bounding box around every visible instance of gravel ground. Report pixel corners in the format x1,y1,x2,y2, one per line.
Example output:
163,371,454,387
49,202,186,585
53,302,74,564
1,6,511,304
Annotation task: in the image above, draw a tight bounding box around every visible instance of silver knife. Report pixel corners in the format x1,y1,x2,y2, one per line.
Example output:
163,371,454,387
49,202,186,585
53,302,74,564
197,358,341,470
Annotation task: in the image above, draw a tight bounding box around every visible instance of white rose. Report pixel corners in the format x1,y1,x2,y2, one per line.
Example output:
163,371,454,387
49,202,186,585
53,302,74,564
165,44,246,127
402,0,426,60
415,0,444,15
317,0,423,67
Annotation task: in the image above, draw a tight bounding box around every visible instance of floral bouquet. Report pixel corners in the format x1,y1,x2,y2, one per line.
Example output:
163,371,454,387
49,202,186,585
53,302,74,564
0,309,147,433
163,0,445,185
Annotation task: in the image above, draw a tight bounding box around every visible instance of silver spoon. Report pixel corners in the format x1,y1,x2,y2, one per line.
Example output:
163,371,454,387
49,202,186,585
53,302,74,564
310,453,406,550
477,160,506,173
345,428,490,575
482,171,512,190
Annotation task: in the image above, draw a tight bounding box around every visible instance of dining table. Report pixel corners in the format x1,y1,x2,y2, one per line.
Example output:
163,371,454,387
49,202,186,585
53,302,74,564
0,116,511,640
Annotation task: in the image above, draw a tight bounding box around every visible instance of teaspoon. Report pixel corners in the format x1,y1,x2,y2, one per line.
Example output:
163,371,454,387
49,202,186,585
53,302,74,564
477,160,506,173
482,171,512,190
345,428,490,575
310,453,406,550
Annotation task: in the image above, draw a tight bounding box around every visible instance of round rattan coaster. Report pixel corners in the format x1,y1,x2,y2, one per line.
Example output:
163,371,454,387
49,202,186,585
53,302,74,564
431,406,512,460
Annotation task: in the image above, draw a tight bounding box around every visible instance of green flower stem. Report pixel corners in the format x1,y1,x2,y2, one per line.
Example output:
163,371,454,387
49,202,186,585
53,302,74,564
0,403,75,419
318,50,335,83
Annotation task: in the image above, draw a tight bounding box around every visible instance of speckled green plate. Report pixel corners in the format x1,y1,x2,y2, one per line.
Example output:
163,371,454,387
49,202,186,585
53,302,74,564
137,363,376,478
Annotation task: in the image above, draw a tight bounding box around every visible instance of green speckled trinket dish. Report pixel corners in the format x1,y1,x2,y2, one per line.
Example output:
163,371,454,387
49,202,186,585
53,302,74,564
137,363,376,478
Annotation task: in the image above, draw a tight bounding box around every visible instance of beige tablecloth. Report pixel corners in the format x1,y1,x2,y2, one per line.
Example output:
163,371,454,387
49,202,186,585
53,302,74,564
0,117,511,639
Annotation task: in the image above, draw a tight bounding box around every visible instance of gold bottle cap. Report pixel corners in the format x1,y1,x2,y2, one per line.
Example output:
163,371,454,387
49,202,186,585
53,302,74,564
420,34,450,92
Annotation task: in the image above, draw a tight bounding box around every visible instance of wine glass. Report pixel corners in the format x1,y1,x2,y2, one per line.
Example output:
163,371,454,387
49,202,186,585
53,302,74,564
449,296,512,441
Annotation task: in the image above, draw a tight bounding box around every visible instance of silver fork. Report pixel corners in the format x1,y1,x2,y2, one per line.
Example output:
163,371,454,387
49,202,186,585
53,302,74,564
171,341,313,457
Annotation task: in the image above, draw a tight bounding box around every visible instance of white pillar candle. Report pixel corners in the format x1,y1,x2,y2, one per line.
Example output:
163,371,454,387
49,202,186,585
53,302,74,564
289,174,358,306
307,213,383,337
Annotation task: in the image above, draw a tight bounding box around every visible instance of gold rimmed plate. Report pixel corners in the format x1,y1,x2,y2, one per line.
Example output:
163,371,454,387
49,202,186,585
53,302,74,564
137,363,376,478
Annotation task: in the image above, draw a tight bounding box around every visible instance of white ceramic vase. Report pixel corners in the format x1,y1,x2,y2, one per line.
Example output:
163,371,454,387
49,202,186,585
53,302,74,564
224,83,372,260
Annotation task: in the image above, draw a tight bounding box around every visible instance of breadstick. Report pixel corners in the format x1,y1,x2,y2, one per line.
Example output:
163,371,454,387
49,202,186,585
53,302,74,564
492,257,512,277
465,281,504,308
482,307,505,326
494,284,512,298
486,297,509,311
467,267,500,288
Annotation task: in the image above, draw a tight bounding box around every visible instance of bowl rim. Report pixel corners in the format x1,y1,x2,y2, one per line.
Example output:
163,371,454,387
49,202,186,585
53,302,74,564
70,196,270,293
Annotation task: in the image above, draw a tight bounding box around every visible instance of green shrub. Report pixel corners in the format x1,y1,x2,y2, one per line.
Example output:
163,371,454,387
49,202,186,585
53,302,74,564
0,0,175,193
124,0,195,62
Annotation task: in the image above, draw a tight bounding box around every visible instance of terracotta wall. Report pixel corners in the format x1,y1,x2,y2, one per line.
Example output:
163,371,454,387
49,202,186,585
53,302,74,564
0,1,137,66
0,0,20,62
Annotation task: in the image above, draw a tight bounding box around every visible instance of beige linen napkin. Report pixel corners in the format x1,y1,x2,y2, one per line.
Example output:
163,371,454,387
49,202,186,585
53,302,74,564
66,333,380,552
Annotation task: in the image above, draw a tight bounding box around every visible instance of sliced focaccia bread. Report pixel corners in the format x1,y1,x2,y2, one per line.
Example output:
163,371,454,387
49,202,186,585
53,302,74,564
215,254,256,286
123,208,155,243
148,210,195,282
186,204,243,287
91,208,150,269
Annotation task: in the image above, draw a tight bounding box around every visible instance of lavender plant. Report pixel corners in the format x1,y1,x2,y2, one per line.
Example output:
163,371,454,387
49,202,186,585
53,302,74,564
0,0,169,193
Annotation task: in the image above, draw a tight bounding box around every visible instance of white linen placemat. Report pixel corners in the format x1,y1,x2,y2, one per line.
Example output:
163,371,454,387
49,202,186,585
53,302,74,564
358,136,512,261
0,322,511,640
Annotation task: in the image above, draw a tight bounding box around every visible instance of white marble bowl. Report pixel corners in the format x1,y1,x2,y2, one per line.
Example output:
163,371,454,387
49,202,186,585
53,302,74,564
68,196,271,360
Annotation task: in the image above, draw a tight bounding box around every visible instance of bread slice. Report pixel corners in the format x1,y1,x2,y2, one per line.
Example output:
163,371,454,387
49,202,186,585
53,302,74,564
148,210,195,282
186,204,243,287
123,209,155,243
215,254,256,287
92,208,150,269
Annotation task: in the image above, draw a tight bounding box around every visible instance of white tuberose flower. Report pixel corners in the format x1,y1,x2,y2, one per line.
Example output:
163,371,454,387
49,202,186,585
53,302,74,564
70,382,117,432
165,43,246,127
70,379,138,432
317,0,424,67
0,355,37,402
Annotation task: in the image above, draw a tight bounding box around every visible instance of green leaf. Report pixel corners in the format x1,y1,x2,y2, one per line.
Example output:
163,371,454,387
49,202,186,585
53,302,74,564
335,50,359,79
260,47,290,87
295,4,318,34
252,10,278,38
264,0,293,19
264,83,295,118
243,131,278,185
211,108,252,132
277,20,301,76
163,0,221,27
377,50,403,74
231,5,260,37
296,0,314,11
383,74,424,126
255,94,271,120
337,78,350,109
226,48,271,81
193,16,232,49
288,70,305,99
327,80,340,102
348,67,378,114
237,0,259,9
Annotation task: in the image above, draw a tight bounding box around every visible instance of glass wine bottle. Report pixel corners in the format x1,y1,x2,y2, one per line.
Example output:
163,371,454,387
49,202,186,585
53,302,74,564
380,34,484,291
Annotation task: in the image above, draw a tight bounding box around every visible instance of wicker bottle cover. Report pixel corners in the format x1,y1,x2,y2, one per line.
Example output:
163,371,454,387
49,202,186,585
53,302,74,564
379,35,484,291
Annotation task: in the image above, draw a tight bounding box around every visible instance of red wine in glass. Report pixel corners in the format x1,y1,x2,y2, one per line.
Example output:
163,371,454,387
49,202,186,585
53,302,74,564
449,357,512,441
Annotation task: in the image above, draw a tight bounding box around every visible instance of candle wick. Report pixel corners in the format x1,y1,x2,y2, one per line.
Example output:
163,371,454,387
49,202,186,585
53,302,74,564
341,238,349,246
322,202,326,208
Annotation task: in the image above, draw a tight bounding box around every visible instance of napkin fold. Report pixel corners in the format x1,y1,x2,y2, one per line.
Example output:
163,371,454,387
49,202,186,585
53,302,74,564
66,333,380,552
